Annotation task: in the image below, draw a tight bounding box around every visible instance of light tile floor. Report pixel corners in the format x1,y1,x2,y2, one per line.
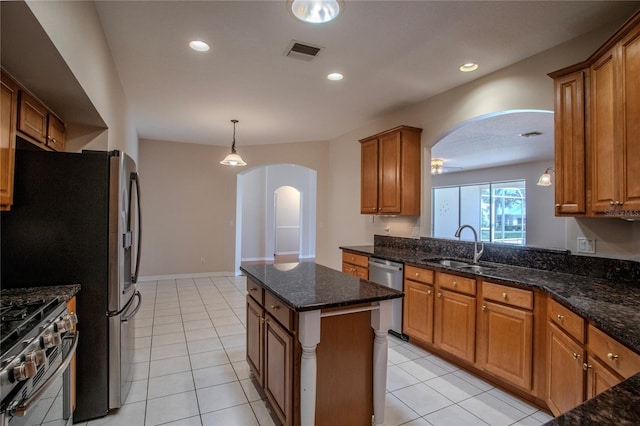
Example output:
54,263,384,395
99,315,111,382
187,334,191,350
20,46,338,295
79,275,554,426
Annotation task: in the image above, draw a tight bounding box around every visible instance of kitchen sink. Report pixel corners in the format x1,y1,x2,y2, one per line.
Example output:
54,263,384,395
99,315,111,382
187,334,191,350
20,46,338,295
421,258,497,271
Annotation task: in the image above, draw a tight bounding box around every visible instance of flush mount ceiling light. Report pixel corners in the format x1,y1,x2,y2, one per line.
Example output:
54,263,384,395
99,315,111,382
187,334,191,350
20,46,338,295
290,0,341,24
519,131,542,137
327,72,343,81
220,119,247,166
459,62,479,72
431,158,444,175
189,40,210,52
537,167,554,186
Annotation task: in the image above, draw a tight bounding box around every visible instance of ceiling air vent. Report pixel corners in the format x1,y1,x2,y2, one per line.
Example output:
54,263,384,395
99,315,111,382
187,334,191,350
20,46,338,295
285,40,323,61
519,131,542,137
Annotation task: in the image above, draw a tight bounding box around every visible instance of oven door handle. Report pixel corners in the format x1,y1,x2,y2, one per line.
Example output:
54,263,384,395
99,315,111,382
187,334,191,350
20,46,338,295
9,331,79,417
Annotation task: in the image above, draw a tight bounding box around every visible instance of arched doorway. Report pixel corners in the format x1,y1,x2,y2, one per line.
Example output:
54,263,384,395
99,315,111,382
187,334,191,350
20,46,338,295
274,186,301,263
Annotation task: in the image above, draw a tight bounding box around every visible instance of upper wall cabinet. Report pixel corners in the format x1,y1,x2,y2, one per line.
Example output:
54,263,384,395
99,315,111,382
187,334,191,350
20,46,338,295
549,11,640,217
359,125,422,215
1,71,19,211
18,90,66,152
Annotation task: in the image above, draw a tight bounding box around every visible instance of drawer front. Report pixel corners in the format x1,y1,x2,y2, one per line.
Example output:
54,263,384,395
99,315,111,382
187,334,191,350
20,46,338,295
342,251,369,268
588,324,640,379
405,265,434,285
265,291,293,331
483,281,533,310
437,272,476,296
548,298,585,343
246,278,264,305
342,263,369,280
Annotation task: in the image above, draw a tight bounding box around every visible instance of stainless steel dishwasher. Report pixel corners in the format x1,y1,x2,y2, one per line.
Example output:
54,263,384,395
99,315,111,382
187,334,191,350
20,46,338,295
368,257,405,338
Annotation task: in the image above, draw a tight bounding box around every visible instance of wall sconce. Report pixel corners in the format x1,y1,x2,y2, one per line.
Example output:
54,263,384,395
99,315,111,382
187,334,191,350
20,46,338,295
537,167,554,186
431,158,444,175
220,119,247,166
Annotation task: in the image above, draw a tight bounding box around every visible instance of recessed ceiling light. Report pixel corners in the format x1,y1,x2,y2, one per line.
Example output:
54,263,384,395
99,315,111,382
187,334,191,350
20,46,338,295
189,40,210,52
459,62,479,72
327,72,343,81
290,0,341,24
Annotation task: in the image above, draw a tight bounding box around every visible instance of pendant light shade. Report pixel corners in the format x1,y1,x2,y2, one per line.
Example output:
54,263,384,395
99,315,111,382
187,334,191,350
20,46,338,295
536,167,554,186
220,119,247,166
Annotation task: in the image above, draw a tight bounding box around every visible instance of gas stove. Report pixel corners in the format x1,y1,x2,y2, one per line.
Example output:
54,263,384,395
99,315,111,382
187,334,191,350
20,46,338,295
0,296,78,425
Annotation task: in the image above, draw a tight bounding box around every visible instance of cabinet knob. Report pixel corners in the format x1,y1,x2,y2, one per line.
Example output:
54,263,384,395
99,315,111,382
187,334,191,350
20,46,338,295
259,316,265,323
481,305,486,311
437,293,442,298
249,287,257,292
618,201,624,206
572,353,581,360
501,292,507,299
452,281,457,287
607,353,619,361
427,290,432,295
270,305,280,311
415,272,420,277
583,363,592,371
555,204,561,208
556,314,565,321
610,200,616,206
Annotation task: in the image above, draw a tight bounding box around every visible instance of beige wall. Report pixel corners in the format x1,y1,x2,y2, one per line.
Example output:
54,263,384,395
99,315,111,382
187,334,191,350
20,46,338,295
26,0,138,161
139,138,330,276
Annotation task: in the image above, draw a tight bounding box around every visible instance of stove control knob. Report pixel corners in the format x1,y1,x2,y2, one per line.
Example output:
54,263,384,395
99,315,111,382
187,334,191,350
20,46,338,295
66,313,78,326
42,332,62,348
25,349,47,366
56,313,79,332
13,361,37,382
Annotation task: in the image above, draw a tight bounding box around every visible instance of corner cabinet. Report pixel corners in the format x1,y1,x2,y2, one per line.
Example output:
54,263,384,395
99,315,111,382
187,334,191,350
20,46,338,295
359,125,422,216
549,11,640,217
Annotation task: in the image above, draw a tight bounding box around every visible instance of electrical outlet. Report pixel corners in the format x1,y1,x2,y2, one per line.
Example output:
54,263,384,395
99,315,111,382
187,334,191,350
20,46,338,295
577,237,596,254
200,257,206,264
385,226,390,235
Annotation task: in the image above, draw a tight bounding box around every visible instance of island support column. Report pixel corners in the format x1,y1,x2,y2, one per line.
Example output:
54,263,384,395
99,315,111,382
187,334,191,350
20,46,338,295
371,300,392,426
299,310,321,426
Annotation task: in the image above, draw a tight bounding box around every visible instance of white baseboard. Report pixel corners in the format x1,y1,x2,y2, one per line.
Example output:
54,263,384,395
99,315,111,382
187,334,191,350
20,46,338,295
138,271,237,281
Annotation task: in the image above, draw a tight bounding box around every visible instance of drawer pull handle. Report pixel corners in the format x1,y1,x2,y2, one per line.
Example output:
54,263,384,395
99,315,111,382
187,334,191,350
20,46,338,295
583,363,592,371
453,281,457,287
572,353,581,360
501,292,507,299
270,305,280,311
607,353,619,361
556,314,565,321
249,287,257,292
481,305,486,311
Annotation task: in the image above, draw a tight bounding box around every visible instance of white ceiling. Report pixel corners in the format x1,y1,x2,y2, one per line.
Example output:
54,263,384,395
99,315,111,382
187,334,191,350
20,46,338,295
93,1,639,154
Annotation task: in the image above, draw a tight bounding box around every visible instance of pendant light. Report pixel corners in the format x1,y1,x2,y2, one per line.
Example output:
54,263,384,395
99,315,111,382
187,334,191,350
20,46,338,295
220,119,247,166
536,167,554,186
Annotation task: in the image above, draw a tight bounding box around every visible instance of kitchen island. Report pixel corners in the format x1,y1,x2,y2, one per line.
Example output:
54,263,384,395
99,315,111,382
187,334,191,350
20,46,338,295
240,262,403,426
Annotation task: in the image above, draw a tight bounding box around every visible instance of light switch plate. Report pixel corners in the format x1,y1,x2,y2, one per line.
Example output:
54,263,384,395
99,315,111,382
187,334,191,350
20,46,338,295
577,237,596,254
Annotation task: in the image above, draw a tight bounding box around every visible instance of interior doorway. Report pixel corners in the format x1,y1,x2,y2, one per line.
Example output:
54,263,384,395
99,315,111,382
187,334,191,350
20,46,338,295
274,186,301,262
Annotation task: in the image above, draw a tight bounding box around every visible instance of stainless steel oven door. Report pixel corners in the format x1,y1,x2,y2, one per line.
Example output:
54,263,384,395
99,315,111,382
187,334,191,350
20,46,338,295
4,332,79,426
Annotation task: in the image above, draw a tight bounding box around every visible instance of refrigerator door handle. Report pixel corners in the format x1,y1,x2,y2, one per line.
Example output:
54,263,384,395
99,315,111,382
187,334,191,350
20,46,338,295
121,291,142,323
107,290,137,317
130,172,142,284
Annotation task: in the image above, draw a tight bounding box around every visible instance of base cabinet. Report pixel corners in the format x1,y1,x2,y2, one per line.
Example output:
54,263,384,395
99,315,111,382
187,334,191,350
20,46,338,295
264,315,293,425
246,295,264,387
341,251,368,280
545,322,585,415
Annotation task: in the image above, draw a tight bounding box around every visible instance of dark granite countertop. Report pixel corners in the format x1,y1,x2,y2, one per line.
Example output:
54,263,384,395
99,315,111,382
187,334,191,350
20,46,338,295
240,262,403,312
341,244,640,425
1,284,81,304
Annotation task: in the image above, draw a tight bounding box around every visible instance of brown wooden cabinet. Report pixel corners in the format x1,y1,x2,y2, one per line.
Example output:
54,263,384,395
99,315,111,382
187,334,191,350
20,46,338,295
402,265,435,344
550,12,640,217
477,282,534,391
552,71,586,215
434,272,476,364
359,125,422,216
246,295,265,387
264,313,294,425
17,87,66,152
1,71,18,211
546,321,586,415
341,251,368,280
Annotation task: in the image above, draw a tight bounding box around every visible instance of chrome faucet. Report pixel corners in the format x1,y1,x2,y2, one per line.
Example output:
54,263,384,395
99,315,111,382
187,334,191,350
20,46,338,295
454,224,484,264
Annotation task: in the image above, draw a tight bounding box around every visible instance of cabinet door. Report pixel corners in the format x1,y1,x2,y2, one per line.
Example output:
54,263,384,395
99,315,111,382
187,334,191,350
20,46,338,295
1,72,18,209
47,114,66,152
18,91,47,145
619,25,640,211
434,289,476,363
360,138,379,214
377,131,402,214
590,50,618,213
585,354,622,400
553,71,586,215
403,280,434,344
546,322,585,416
477,301,533,390
246,296,264,387
264,314,293,426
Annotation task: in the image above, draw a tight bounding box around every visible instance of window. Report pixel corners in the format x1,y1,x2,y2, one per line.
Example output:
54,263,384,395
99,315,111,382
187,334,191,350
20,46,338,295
433,180,526,245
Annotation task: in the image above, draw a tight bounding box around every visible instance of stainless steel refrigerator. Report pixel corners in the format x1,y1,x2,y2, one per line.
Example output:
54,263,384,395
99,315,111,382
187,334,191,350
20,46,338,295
1,147,142,423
